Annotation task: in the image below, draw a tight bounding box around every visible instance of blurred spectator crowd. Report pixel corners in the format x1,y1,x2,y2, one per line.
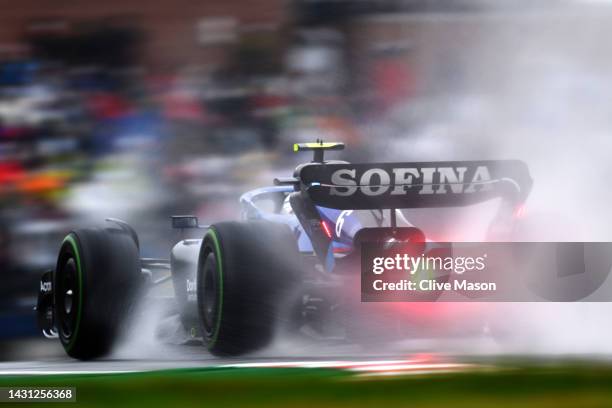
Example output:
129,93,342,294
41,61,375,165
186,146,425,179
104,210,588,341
0,1,397,338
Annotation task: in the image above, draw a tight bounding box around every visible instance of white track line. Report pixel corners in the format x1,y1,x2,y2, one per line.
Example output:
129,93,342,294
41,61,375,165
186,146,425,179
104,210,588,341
0,370,137,375
0,358,476,377
222,359,477,376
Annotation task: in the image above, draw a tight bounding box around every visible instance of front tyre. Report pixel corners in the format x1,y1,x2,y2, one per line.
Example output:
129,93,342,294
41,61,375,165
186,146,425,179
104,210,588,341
197,221,300,356
55,227,141,360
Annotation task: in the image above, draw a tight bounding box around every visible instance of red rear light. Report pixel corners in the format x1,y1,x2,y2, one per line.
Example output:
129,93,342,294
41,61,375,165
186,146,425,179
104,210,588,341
332,246,352,254
320,220,333,239
514,204,526,219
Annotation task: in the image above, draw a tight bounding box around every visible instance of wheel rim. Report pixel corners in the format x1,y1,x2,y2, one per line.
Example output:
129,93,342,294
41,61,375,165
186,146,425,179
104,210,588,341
64,289,73,314
202,253,218,336
58,258,78,340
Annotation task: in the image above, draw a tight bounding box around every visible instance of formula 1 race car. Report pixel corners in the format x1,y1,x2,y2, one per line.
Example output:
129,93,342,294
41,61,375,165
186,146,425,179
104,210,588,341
37,142,532,359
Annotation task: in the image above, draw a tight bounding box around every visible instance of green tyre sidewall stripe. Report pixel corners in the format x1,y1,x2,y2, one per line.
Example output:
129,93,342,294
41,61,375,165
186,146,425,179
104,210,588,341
62,234,83,352
205,228,224,349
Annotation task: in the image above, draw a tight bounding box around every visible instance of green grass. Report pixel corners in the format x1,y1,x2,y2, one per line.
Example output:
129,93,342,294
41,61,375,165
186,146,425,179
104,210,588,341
2,363,612,407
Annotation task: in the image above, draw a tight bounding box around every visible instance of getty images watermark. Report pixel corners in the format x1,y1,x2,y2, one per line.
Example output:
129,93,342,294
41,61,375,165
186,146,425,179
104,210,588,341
371,251,490,291
361,242,612,302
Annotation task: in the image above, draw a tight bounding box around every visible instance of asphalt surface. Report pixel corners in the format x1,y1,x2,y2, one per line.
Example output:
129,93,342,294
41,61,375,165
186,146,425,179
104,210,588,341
0,335,498,375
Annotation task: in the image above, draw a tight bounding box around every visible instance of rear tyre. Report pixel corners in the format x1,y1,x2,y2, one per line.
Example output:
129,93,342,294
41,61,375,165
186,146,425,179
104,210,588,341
197,221,300,356
55,227,141,360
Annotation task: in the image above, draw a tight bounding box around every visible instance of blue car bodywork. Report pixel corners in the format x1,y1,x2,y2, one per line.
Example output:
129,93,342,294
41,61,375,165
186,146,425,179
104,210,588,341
240,185,357,273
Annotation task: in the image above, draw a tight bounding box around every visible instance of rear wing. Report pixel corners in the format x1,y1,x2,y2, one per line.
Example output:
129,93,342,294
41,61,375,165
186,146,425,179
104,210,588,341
297,160,532,210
